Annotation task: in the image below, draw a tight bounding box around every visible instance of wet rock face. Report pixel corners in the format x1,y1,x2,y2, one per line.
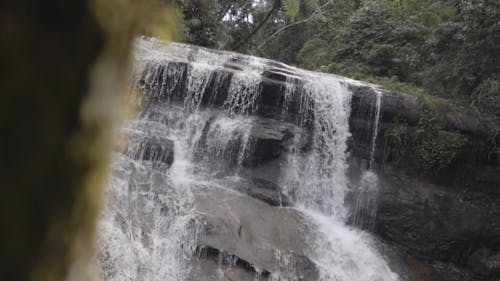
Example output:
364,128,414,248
349,86,500,197
349,85,421,126
189,113,302,171
132,137,174,167
434,140,500,196
137,55,500,197
245,118,301,167
120,131,175,168
137,61,190,102
373,166,500,280
467,248,500,280
376,241,443,281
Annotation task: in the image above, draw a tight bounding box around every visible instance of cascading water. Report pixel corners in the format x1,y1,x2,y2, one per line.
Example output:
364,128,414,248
351,90,382,231
97,37,399,281
279,77,396,281
281,75,352,218
369,91,383,167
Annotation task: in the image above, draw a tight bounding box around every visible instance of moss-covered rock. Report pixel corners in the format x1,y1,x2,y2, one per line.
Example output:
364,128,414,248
0,1,176,281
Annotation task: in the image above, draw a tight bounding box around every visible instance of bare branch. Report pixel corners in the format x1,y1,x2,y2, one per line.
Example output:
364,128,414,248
256,0,333,51
218,3,233,21
232,0,282,50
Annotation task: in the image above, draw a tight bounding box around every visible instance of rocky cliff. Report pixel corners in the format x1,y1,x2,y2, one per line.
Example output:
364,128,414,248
107,37,500,281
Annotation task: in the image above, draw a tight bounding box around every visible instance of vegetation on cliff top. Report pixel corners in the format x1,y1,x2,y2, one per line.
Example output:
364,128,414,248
170,0,499,172
383,107,467,173
173,0,500,121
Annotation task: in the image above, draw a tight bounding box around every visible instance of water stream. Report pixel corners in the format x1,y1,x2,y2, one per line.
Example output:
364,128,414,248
351,90,382,231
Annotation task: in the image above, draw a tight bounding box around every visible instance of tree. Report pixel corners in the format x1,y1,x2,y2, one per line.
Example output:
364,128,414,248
177,0,500,117
424,0,500,114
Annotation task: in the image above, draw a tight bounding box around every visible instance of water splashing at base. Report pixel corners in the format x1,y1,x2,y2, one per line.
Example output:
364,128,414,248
303,209,398,281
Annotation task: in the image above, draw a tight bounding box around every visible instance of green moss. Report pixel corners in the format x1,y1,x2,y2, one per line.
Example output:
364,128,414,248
384,106,467,173
414,107,467,171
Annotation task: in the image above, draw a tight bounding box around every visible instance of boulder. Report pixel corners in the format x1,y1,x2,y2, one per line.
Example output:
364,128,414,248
193,186,319,281
217,176,291,207
245,117,300,167
349,85,421,126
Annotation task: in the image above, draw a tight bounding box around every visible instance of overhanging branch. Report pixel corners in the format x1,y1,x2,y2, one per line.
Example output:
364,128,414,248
256,0,333,51
232,0,282,50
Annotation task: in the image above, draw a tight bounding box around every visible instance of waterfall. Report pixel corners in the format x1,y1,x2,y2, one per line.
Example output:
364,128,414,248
369,90,382,167
97,37,398,281
351,90,382,231
279,75,395,281
280,75,352,219
224,71,261,115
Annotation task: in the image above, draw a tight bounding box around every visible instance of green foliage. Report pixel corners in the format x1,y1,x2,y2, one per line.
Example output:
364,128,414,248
297,38,329,69
331,3,427,82
423,0,500,115
174,0,500,118
326,61,428,96
177,0,233,48
414,107,467,171
284,0,300,21
384,107,467,172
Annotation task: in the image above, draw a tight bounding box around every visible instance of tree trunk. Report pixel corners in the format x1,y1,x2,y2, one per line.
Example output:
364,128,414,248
0,1,174,281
